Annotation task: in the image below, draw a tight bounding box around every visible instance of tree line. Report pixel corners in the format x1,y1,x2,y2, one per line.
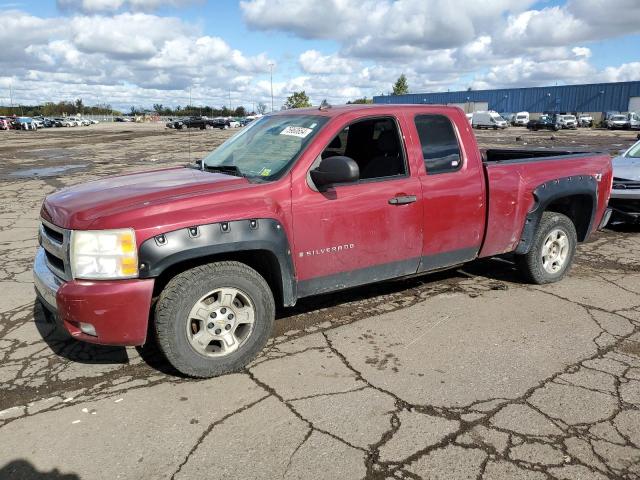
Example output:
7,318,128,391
0,76,409,117
149,104,253,117
0,99,118,117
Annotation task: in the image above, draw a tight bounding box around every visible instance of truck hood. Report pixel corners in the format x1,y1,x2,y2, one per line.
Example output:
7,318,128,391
612,155,640,180
43,167,251,229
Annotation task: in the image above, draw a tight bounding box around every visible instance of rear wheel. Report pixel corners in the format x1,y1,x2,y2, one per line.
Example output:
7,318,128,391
155,261,275,378
516,212,577,284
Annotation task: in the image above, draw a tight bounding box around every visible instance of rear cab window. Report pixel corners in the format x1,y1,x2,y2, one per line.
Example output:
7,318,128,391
414,114,463,175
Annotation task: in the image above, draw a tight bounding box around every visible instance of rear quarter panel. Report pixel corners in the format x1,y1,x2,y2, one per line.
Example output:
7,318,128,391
479,153,612,257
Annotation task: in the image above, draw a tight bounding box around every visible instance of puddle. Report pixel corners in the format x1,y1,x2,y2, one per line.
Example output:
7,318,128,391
9,164,87,178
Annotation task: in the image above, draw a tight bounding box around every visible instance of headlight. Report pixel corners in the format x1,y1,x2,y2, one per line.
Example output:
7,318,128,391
70,229,138,279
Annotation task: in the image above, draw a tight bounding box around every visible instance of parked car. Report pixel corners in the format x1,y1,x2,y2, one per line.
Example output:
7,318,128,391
0,116,12,130
527,114,560,131
166,119,183,129
12,117,37,130
499,113,515,124
114,117,126,122
609,139,640,223
472,111,508,129
557,114,577,129
53,118,73,127
578,114,593,127
68,117,87,127
34,104,612,377
212,117,231,129
465,113,473,124
228,120,241,128
607,114,630,130
629,112,640,130
513,112,530,126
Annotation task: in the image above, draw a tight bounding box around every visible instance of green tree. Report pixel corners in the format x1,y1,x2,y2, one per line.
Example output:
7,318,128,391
234,106,246,117
153,103,164,113
256,102,267,115
392,74,409,95
284,91,311,109
74,98,84,113
347,97,373,104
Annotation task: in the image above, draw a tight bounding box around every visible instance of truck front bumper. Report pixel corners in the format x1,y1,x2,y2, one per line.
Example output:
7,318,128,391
33,248,155,346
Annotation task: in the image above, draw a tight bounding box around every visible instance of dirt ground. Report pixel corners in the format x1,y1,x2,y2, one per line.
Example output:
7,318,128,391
1,122,639,480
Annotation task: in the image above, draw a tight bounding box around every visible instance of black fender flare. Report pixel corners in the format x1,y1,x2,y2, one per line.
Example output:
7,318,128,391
515,175,598,255
138,218,297,306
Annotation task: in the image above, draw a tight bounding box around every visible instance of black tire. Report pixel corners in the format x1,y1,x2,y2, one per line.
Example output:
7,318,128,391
516,211,577,284
155,261,275,378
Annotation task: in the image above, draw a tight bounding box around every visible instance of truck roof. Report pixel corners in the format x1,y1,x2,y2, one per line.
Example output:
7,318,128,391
274,103,462,118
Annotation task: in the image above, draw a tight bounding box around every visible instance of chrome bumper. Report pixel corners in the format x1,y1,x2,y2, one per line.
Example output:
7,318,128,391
610,189,640,201
33,247,64,311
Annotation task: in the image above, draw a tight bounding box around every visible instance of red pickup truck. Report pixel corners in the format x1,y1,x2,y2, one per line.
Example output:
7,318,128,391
34,105,612,377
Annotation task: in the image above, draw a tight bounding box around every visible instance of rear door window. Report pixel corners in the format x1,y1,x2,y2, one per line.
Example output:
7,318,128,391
414,115,462,175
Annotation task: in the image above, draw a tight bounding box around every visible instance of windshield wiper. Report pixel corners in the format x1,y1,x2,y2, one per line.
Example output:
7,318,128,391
195,161,245,177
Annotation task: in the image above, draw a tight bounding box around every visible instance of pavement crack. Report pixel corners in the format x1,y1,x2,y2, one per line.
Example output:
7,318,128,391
169,394,270,480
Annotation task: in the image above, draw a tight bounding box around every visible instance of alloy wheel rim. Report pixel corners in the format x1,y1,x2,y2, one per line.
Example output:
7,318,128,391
541,229,569,274
186,287,255,357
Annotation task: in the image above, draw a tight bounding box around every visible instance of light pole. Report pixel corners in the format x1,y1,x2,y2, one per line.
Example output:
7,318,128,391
268,63,274,112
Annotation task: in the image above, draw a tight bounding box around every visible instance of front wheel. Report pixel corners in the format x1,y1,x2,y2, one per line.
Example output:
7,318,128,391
155,261,275,378
516,212,577,284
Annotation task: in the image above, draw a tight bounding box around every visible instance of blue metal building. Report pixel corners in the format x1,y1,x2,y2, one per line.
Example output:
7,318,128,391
373,81,640,114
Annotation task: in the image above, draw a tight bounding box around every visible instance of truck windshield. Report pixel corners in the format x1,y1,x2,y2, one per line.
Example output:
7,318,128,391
202,114,328,180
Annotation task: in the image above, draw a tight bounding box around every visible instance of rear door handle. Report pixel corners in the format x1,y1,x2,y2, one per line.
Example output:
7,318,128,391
388,195,417,205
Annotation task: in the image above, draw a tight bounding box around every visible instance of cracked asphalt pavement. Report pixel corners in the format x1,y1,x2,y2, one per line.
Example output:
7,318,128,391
1,124,640,479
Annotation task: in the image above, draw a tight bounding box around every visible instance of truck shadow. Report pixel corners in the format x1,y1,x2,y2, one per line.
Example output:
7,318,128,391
277,255,522,322
606,221,640,233
0,460,81,480
33,301,129,365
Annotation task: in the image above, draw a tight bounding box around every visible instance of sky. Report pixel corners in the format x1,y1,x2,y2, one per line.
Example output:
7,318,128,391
0,0,639,111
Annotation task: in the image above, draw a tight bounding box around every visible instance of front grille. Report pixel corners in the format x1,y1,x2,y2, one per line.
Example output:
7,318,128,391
612,178,640,190
39,218,71,281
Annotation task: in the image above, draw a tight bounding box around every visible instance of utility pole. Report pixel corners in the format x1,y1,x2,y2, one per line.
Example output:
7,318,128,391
9,83,13,113
269,63,274,112
228,88,231,113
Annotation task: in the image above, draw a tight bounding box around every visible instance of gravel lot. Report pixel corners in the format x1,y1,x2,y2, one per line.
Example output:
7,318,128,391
1,123,639,479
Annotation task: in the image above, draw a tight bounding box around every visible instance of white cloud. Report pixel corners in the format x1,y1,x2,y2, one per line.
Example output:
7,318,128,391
572,47,591,58
501,0,640,47
57,0,201,13
242,0,536,59
299,50,357,74
2,0,639,111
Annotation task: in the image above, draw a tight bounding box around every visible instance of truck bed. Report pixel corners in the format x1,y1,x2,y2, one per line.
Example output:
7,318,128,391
482,148,598,163
478,149,612,259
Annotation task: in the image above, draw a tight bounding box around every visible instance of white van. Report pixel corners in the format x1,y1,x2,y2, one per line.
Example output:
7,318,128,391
513,111,530,126
472,111,508,129
630,112,640,130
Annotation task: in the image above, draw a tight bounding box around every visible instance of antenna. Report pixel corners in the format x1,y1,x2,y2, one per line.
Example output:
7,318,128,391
188,86,193,167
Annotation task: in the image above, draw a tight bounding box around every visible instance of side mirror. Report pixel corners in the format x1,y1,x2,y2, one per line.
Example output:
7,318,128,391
310,156,359,189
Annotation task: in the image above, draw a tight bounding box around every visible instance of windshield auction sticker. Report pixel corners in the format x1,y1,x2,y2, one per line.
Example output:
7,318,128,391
280,126,313,138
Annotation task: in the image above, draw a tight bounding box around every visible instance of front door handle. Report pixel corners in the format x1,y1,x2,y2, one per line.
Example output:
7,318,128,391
388,195,417,205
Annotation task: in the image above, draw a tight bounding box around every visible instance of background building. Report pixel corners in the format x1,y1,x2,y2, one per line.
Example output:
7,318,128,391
373,81,640,120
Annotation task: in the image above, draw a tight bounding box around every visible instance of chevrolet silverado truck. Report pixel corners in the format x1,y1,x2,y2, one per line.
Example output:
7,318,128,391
34,105,613,377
